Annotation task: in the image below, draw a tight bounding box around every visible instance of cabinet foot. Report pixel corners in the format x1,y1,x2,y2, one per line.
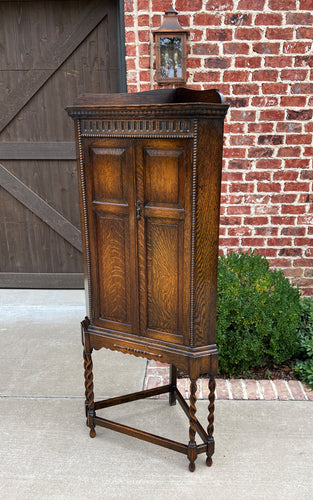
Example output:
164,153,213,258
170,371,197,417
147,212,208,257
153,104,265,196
189,461,196,472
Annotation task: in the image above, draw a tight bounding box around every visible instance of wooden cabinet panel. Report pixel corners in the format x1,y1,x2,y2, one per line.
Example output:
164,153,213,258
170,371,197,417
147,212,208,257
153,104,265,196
137,139,192,345
146,219,184,342
85,139,138,335
91,147,127,204
144,147,184,207
96,214,130,325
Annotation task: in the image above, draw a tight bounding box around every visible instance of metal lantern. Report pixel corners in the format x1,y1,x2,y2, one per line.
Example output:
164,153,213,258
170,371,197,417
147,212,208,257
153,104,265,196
154,7,189,85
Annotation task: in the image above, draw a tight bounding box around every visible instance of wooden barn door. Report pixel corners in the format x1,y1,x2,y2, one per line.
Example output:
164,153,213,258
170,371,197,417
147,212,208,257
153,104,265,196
0,0,123,288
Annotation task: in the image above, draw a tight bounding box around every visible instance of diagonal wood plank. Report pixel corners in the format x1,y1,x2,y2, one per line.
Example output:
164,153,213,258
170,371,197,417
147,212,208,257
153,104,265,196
0,162,82,252
0,1,108,134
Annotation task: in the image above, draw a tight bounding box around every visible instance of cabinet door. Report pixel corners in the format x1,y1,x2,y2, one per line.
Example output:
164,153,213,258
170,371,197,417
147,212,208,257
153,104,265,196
136,139,192,345
85,139,139,335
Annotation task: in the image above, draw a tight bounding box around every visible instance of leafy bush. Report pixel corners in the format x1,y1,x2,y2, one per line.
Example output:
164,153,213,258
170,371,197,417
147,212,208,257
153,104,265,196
216,250,301,376
294,297,313,389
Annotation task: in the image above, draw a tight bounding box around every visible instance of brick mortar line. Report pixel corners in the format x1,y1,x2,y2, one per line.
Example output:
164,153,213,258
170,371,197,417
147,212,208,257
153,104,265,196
299,380,309,400
132,6,309,15
256,380,264,400
240,378,248,400
285,379,294,399
226,379,234,399
271,379,278,398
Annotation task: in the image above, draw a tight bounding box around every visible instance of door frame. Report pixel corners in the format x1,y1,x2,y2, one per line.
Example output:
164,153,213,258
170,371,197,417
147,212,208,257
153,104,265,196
118,0,127,93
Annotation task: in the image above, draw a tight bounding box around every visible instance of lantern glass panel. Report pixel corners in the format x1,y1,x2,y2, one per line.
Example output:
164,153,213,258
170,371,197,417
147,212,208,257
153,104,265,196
160,37,182,79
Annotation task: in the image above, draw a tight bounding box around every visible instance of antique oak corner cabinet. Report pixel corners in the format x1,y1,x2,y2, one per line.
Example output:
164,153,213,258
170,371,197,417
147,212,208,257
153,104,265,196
66,88,228,472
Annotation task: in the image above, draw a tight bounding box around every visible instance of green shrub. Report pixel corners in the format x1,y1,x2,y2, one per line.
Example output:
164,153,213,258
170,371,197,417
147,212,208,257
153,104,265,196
216,250,301,376
294,297,313,389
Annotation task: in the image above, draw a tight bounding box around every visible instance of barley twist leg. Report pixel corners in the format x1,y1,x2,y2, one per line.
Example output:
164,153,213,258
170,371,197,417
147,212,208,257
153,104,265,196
206,377,216,466
187,379,198,472
83,349,96,438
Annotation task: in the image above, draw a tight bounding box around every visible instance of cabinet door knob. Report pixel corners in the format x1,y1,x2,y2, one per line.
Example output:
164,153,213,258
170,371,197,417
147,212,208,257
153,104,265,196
136,200,142,220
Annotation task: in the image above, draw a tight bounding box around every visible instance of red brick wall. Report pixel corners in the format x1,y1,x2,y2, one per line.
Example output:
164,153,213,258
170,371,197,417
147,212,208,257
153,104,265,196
124,0,313,295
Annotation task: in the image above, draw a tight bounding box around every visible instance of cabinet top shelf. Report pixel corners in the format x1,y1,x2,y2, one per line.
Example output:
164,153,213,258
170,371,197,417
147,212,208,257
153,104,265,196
66,88,229,119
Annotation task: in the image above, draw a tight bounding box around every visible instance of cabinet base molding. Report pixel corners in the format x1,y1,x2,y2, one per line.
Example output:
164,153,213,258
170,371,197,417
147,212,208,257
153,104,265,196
82,323,218,379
